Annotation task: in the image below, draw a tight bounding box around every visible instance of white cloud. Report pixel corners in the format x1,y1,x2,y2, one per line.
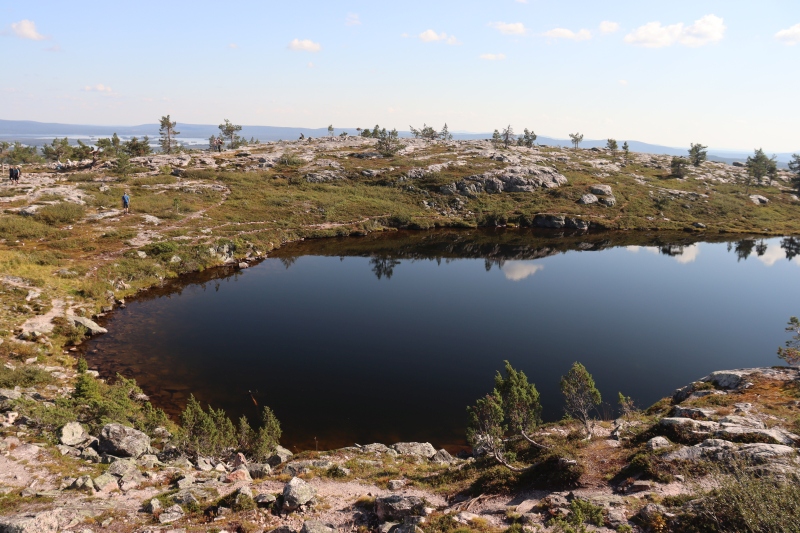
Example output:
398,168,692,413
599,21,620,34
502,261,544,281
400,32,409,38
10,19,46,41
624,14,725,48
288,39,322,52
515,0,528,3
307,62,314,68
624,21,683,48
418,29,460,45
83,84,112,93
619,79,628,86
489,22,527,35
680,15,726,47
346,13,361,26
776,23,800,45
228,43,238,49
543,28,592,41
479,53,506,60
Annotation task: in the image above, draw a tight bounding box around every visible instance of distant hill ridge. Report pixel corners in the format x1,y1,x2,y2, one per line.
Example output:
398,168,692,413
0,119,795,165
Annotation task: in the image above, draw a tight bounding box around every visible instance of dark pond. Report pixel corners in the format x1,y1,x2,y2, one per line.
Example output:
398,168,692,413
85,230,800,452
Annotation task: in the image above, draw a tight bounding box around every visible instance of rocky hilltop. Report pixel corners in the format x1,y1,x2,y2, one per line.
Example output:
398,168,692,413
1,137,800,532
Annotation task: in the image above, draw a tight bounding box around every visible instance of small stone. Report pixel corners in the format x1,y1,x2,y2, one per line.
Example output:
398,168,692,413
226,465,252,483
158,504,184,524
578,193,598,205
145,498,162,514
255,492,277,508
175,474,194,489
647,436,672,450
300,520,335,533
388,479,406,491
92,473,119,492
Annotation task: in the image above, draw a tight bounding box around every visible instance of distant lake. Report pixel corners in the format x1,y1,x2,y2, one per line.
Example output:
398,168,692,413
84,230,800,452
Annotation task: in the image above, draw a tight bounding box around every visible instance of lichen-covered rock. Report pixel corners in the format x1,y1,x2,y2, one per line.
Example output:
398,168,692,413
391,442,437,458
300,520,335,533
375,494,425,521
98,423,150,458
283,477,316,511
59,422,89,447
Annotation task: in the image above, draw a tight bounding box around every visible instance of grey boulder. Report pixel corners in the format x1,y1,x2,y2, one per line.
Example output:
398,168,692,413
59,422,90,447
375,494,425,521
98,423,151,458
283,477,316,511
392,442,437,458
301,520,336,533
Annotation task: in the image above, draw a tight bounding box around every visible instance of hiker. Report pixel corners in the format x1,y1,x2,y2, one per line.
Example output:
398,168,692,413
13,166,20,184
216,138,223,152
122,192,130,214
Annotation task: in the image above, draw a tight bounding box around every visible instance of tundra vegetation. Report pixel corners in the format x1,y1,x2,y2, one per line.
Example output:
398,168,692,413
1,120,800,531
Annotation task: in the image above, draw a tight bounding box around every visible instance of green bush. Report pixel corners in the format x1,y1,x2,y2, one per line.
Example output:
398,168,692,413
549,498,605,532
0,216,55,241
0,365,55,389
687,461,800,532
178,396,282,460
17,366,171,440
277,153,304,167
33,203,86,225
143,241,179,256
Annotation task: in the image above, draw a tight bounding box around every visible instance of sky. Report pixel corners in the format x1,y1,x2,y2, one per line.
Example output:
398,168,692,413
1,1,799,151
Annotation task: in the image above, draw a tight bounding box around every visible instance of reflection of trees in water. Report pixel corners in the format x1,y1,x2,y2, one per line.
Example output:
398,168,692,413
484,258,506,271
660,245,684,256
728,239,756,262
725,238,794,262
279,257,297,269
782,237,800,260
370,257,401,280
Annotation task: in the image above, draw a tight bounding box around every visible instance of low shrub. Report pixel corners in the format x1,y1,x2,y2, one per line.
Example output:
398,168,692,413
0,365,55,388
0,216,55,241
33,203,86,225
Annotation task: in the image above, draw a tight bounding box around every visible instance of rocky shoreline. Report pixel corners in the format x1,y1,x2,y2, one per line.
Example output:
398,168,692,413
1,365,798,532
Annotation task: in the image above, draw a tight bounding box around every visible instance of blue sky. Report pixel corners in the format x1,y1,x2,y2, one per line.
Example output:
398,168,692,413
2,1,799,151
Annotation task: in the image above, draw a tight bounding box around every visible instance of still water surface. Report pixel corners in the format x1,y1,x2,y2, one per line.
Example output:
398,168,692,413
85,230,800,451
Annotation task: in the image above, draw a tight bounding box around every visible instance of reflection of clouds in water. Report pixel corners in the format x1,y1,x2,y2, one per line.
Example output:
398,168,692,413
756,243,800,267
626,246,659,255
674,244,699,264
502,261,544,281
627,244,698,263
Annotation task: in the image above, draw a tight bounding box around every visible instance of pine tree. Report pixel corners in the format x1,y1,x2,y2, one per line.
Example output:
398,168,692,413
606,139,618,152
501,125,516,148
560,362,601,437
622,141,630,164
159,115,180,154
745,148,778,191
491,129,502,148
521,128,537,148
327,124,334,137
218,119,244,149
439,123,452,141
670,156,688,178
569,133,584,149
688,143,708,167
788,154,800,193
